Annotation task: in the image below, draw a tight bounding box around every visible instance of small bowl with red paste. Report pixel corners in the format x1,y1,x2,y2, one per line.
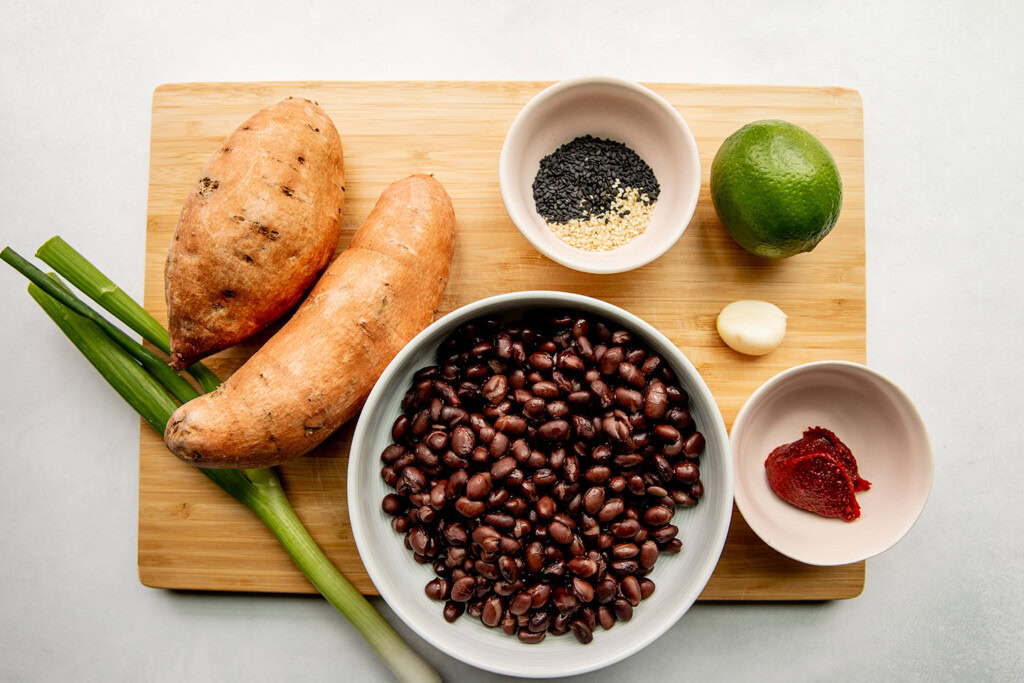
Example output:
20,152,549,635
731,361,932,566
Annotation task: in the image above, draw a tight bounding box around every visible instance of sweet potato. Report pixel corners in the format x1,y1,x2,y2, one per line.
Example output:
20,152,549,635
164,175,456,468
165,97,344,369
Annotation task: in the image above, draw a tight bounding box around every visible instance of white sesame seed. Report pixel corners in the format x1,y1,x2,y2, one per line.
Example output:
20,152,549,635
546,186,654,251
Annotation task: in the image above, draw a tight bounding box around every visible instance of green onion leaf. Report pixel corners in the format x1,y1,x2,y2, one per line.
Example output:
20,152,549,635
28,277,179,434
2,247,199,403
36,236,221,393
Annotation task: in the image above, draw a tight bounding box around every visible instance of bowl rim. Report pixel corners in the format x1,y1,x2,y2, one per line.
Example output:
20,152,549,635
730,360,934,566
348,291,733,677
498,76,701,275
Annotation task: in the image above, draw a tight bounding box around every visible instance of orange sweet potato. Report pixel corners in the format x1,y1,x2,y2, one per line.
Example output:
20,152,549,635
164,174,456,468
165,97,344,369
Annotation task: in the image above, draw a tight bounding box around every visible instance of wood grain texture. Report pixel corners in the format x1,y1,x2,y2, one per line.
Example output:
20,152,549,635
140,81,865,600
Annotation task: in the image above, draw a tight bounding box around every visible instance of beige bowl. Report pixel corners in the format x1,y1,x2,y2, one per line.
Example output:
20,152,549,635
731,361,933,566
499,76,701,274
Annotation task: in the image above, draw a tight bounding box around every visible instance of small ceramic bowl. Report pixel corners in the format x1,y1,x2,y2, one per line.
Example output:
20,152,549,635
499,76,701,274
731,361,933,566
349,291,732,678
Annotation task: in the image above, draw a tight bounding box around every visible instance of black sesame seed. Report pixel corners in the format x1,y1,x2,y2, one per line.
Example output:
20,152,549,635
532,135,659,223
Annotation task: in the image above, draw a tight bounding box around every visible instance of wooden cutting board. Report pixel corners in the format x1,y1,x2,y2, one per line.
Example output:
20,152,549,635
139,81,865,599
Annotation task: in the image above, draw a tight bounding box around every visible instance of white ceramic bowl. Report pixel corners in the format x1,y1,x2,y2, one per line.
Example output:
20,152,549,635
499,77,701,274
731,361,933,566
349,292,732,677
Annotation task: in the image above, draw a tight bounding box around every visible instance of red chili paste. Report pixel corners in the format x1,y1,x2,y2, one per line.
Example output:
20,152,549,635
765,427,870,522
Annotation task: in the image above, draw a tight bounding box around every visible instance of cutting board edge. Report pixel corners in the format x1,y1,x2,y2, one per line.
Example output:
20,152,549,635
137,558,865,600
151,79,864,103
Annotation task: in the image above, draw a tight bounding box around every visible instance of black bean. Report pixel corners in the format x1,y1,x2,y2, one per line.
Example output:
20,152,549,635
670,489,698,507
621,575,642,605
496,555,518,583
570,619,593,644
443,601,464,622
484,512,514,530
654,424,680,443
482,375,508,405
613,599,633,622
495,414,527,434
563,455,580,483
391,415,409,442
552,586,578,614
520,610,546,633
610,560,639,575
639,540,659,569
455,497,485,518
523,541,544,573
643,505,673,527
501,611,517,635
433,380,460,406
475,560,500,581
509,590,533,615
618,362,645,389
517,629,546,644
380,444,405,464
651,524,679,544
383,313,708,645
628,475,646,496
667,407,693,432
585,465,611,484
537,419,571,441
548,521,573,545
597,498,625,523
590,379,613,408
480,595,503,627
568,556,598,578
381,494,403,515
684,431,706,456
529,351,554,370
610,518,640,538
600,346,625,375
582,486,605,516
425,430,448,452
450,576,475,602
532,381,559,398
450,425,475,456
674,461,700,483
425,577,449,600
465,472,493,500
534,495,555,519
612,543,639,559
396,466,426,495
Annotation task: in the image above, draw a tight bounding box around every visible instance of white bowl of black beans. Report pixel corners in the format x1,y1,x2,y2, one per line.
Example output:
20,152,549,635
349,292,732,677
499,77,701,274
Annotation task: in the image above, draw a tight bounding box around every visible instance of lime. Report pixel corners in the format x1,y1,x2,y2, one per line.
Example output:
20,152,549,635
710,120,842,259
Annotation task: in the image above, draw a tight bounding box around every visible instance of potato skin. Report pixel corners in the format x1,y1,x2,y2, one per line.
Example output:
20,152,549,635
164,175,456,468
165,97,344,369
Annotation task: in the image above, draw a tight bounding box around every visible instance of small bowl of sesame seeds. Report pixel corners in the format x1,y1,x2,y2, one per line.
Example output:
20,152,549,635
500,76,701,274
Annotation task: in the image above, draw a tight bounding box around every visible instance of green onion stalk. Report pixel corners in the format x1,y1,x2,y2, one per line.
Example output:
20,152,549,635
4,243,440,683
35,236,221,394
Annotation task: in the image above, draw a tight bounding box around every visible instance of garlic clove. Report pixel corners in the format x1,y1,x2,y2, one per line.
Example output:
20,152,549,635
716,300,787,356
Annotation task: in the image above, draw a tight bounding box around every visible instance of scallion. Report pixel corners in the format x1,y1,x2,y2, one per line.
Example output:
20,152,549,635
2,247,199,404
11,251,440,683
35,236,221,393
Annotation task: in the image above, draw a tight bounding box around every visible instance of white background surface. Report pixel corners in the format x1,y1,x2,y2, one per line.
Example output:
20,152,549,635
1,0,1021,680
